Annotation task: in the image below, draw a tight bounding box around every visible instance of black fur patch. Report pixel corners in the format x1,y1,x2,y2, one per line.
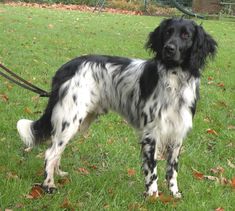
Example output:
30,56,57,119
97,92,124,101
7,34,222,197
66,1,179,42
139,61,159,100
44,171,48,179
58,141,63,146
73,94,77,103
73,115,77,123
61,121,70,132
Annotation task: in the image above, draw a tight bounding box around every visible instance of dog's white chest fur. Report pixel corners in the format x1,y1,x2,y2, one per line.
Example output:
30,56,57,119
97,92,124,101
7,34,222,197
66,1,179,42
143,67,199,154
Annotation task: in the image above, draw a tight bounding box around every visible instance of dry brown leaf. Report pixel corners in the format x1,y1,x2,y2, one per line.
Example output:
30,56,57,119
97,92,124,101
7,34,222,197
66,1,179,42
215,207,224,211
60,198,75,210
192,169,204,180
89,164,98,170
26,184,44,199
210,166,224,175
15,203,24,209
58,177,70,186
77,167,89,175
231,177,235,188
127,168,136,177
208,76,213,81
147,192,158,203
159,192,175,204
0,94,9,102
219,177,229,185
24,107,32,114
206,129,218,136
128,202,143,210
217,82,225,87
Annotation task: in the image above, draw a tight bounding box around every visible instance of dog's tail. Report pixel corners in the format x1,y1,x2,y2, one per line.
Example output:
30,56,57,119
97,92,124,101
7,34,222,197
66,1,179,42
17,100,53,147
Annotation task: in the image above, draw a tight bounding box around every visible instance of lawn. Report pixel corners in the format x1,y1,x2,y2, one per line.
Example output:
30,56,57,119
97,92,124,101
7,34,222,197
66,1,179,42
0,4,235,210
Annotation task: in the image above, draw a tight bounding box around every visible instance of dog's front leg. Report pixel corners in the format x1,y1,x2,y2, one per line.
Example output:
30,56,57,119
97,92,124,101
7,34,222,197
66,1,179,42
166,144,182,198
141,136,158,197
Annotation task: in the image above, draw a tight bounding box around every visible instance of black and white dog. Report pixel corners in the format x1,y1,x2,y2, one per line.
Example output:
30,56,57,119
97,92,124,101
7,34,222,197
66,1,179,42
17,18,217,198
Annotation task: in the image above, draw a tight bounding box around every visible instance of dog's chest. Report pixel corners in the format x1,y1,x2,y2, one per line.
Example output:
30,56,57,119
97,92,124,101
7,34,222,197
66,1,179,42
143,68,198,140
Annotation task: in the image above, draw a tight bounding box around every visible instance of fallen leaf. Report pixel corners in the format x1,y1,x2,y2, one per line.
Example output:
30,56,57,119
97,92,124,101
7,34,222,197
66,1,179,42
231,177,235,188
107,139,114,144
192,169,204,180
60,198,75,210
6,172,19,179
26,184,44,199
0,94,9,102
31,95,40,103
219,177,229,185
107,188,115,197
147,192,158,203
15,203,24,208
206,129,218,136
208,76,213,81
227,125,235,130
128,202,143,210
6,83,13,90
227,159,235,169
217,101,228,108
127,168,136,177
210,166,224,175
204,175,219,182
215,207,224,211
89,164,98,170
159,192,175,204
58,177,70,186
24,107,32,114
217,82,225,87
203,117,211,123
77,167,89,175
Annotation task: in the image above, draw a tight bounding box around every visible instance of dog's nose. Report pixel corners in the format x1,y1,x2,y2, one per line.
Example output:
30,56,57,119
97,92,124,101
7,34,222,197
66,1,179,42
164,44,176,54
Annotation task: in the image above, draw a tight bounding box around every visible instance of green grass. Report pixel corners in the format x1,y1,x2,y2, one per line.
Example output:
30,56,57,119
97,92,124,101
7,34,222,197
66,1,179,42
0,4,235,210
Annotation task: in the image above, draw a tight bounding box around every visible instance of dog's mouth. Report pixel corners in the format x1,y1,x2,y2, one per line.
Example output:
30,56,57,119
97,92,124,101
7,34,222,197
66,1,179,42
162,52,182,65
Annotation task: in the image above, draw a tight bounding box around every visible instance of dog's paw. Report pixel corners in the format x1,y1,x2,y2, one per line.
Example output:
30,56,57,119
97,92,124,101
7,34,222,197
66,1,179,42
144,191,159,200
41,185,57,194
172,191,182,199
56,169,69,177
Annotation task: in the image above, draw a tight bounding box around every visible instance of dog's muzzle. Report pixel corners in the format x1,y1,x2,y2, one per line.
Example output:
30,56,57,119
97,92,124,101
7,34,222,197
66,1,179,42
163,44,177,59
163,42,181,64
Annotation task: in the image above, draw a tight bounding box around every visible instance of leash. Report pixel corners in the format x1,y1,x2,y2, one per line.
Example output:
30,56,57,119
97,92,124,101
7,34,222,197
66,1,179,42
0,63,50,97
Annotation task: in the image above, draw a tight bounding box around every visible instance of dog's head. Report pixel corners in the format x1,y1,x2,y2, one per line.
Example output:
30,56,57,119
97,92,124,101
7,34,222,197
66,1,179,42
146,18,217,75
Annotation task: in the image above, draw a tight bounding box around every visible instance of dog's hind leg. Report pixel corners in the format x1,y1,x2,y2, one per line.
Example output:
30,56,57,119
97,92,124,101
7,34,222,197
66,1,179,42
42,119,79,193
54,112,97,177
166,144,182,198
42,101,97,193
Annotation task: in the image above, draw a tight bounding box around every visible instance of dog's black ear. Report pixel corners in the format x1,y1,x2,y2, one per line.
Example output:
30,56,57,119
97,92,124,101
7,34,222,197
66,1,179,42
145,19,170,59
189,25,217,74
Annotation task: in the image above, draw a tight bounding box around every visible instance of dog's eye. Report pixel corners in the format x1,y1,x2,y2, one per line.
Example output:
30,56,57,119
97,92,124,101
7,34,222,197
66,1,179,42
181,32,189,39
166,29,172,36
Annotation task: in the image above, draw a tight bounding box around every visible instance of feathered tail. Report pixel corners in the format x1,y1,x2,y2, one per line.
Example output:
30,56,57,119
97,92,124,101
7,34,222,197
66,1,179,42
17,107,53,147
